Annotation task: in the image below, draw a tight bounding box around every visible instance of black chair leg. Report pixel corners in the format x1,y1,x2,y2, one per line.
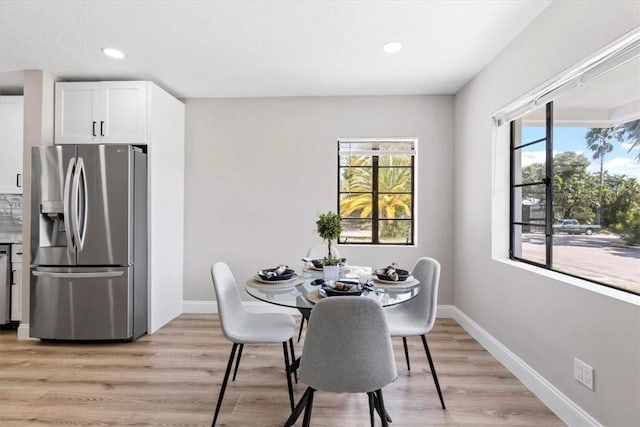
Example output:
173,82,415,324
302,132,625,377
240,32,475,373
375,389,391,427
402,337,411,371
285,387,312,427
302,388,315,427
367,392,375,427
283,342,295,411
370,389,392,424
289,338,298,383
232,343,244,381
421,334,446,410
297,308,310,343
212,343,238,427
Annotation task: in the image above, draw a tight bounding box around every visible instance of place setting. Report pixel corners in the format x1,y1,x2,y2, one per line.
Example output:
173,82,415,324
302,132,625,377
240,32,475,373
246,265,305,289
305,272,387,304
301,257,349,273
370,263,420,290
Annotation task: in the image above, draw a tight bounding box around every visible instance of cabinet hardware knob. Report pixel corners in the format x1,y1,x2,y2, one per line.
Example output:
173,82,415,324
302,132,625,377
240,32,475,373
92,121,97,137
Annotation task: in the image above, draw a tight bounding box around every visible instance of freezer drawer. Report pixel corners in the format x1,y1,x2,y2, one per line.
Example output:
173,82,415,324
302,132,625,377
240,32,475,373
30,266,140,340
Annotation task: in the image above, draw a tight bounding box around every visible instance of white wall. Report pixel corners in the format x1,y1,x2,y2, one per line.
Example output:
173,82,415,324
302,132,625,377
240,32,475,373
147,83,185,333
183,96,454,303
454,2,640,426
20,70,57,330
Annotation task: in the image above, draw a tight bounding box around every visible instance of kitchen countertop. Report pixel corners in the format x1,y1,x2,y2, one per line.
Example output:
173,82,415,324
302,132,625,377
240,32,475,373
0,232,23,244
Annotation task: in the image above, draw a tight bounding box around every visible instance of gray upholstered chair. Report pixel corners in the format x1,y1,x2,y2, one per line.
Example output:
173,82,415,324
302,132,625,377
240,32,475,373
285,297,397,427
384,257,445,409
210,262,297,426
297,245,342,342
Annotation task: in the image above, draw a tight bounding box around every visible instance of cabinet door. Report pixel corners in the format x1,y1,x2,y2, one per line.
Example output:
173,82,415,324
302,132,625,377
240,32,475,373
11,262,22,321
100,82,148,144
0,96,24,193
55,83,100,144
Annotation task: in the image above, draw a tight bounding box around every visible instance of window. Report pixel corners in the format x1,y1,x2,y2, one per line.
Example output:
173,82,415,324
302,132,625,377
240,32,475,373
507,45,640,295
338,139,416,245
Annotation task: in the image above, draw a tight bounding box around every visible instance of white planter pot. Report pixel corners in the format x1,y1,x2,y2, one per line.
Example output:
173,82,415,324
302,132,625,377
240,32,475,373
323,265,339,282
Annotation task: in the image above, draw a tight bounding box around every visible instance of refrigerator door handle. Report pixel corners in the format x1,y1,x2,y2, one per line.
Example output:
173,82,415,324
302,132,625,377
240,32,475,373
32,270,124,279
63,157,76,253
79,157,88,249
71,157,87,251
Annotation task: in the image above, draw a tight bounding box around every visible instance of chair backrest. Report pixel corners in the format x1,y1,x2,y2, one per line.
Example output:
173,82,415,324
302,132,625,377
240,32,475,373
403,257,441,333
210,262,247,342
299,297,397,393
306,244,340,260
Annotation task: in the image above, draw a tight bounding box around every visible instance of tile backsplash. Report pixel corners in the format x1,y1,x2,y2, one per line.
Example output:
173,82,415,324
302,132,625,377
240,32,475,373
0,194,23,232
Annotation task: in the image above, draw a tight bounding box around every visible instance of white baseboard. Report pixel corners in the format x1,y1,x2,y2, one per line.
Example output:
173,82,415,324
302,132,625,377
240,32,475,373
182,300,218,314
435,304,457,318
182,300,298,315
449,306,601,427
17,323,36,340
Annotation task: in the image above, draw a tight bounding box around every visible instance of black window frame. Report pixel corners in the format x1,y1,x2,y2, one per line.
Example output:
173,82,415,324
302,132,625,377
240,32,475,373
510,102,554,269
337,140,415,245
509,101,637,296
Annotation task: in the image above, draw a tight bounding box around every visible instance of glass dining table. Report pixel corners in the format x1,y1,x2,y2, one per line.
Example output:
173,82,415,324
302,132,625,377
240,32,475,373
245,265,418,422
245,265,420,310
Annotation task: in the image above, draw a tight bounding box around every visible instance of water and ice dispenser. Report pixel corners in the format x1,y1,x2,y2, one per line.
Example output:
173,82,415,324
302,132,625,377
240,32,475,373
38,200,67,248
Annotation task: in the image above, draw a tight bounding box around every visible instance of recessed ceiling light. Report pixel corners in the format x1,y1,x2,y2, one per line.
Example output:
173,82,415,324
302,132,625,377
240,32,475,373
382,41,402,54
101,47,126,59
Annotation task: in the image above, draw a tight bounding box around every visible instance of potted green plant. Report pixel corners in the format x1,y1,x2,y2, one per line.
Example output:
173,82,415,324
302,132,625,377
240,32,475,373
316,211,342,281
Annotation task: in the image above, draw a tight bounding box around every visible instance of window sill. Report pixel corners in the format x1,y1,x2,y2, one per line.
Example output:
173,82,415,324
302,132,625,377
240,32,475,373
495,258,640,306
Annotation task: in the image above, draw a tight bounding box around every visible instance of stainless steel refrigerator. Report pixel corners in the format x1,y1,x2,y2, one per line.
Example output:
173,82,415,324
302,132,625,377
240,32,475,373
30,144,147,340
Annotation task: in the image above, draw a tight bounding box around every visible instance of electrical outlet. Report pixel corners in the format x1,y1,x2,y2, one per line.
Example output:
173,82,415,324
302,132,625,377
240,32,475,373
574,358,594,390
574,359,583,382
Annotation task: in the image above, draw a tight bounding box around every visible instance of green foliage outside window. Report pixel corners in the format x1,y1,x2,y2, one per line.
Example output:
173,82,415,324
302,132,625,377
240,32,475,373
339,146,414,243
521,121,640,244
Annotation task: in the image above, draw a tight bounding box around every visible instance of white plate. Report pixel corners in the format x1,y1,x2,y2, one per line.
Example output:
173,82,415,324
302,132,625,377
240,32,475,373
372,274,414,285
254,275,298,284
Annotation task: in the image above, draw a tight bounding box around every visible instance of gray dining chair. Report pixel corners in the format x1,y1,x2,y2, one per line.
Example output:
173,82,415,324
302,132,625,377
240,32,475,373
210,262,297,426
384,256,446,409
285,296,397,427
297,245,341,342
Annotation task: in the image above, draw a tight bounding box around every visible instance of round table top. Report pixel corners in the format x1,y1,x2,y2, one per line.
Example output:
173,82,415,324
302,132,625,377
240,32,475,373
245,266,420,310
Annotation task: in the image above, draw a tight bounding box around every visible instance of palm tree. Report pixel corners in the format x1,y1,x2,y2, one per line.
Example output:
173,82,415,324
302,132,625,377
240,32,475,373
621,119,640,160
340,154,412,240
585,127,625,223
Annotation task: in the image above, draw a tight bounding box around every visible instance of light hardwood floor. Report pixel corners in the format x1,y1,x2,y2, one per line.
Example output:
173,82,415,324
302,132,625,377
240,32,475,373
0,315,564,426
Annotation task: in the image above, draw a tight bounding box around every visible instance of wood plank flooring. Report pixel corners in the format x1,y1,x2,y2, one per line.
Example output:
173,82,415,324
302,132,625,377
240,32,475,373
0,315,565,426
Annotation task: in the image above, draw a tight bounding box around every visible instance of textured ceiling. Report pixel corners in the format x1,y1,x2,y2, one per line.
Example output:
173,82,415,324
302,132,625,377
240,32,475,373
0,0,551,99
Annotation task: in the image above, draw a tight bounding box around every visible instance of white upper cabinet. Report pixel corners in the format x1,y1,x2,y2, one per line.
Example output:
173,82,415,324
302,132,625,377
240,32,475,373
0,96,24,194
55,81,148,144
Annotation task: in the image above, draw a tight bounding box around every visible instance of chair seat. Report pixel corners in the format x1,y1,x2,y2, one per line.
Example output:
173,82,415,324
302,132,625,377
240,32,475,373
385,308,429,337
226,312,296,344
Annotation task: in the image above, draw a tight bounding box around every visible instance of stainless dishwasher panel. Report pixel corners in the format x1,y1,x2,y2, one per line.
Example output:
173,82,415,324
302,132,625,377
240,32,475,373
0,245,9,324
30,266,133,340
